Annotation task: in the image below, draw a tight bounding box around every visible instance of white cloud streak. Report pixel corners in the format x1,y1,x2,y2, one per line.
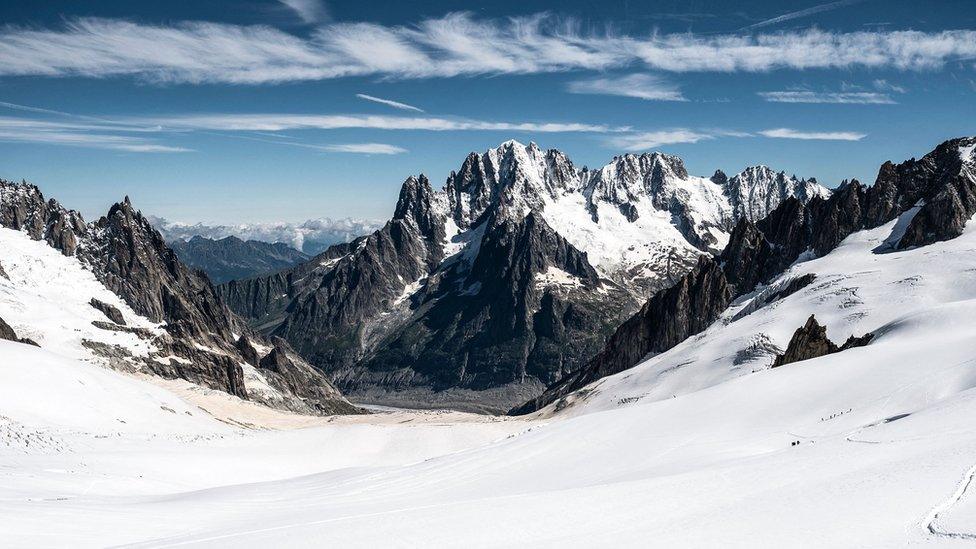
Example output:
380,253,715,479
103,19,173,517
0,14,974,84
760,128,866,140
0,116,189,152
742,0,864,30
319,143,406,154
279,0,330,24
873,79,907,93
758,91,896,104
131,113,619,133
607,129,717,151
567,74,686,101
355,93,424,112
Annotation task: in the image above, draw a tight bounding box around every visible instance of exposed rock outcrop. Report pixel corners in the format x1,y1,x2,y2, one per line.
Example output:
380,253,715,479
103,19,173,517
772,315,873,368
258,337,362,415
236,334,260,367
512,256,731,414
731,274,817,322
0,180,86,255
0,316,39,347
90,298,126,326
357,211,628,402
0,316,20,342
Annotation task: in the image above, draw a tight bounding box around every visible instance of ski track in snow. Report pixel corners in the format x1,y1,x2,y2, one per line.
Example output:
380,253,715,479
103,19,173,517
921,461,976,541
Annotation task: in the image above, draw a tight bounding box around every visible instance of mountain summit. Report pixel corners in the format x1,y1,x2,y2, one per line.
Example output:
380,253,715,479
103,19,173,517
220,141,829,411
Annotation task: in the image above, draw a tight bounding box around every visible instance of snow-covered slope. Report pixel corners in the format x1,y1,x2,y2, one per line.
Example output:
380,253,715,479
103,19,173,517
0,227,162,362
4,212,976,546
547,210,976,417
0,226,351,415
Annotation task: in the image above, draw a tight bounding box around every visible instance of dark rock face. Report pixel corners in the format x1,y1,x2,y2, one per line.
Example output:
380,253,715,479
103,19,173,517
731,274,816,322
89,298,126,326
772,315,873,368
220,172,637,410
258,338,362,415
82,199,249,394
721,137,976,297
217,239,359,330
886,138,976,248
168,235,310,284
0,180,357,415
772,315,839,368
273,181,445,374
0,316,20,342
619,202,639,222
0,180,86,256
513,256,730,414
357,211,628,399
0,316,39,347
236,334,260,367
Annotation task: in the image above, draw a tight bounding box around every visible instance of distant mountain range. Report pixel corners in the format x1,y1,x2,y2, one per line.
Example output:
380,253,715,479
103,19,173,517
169,236,310,283
219,140,831,411
149,216,382,255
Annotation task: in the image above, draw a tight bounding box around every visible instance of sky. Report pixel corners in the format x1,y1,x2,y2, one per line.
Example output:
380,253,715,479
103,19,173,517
0,0,974,224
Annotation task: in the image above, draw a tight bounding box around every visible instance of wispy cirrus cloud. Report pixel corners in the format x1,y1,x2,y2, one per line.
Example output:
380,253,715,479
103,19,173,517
279,0,330,24
0,117,189,152
606,129,718,151
758,91,897,104
356,94,424,112
319,143,406,154
872,79,907,93
0,99,623,154
760,128,866,141
567,74,686,101
131,113,620,133
1,14,975,84
741,0,865,30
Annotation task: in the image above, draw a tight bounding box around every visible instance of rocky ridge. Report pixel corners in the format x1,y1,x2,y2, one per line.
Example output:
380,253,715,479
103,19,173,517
168,235,311,284
221,141,828,411
514,136,976,414
0,180,358,416
771,315,873,368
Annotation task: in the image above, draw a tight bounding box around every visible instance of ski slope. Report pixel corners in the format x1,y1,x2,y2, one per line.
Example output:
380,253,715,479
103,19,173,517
3,214,976,547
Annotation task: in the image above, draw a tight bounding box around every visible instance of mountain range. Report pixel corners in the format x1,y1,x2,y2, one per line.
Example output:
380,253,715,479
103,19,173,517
219,140,831,411
150,215,382,255
3,136,973,417
169,235,310,283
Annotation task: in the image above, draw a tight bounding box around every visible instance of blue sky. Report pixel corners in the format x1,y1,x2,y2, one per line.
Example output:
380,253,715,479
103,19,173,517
0,0,974,223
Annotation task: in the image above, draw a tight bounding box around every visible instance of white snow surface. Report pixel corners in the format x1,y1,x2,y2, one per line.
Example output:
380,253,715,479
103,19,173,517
3,211,976,546
0,227,163,362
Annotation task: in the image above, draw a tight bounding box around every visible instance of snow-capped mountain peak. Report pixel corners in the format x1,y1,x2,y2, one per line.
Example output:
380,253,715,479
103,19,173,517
725,165,831,222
